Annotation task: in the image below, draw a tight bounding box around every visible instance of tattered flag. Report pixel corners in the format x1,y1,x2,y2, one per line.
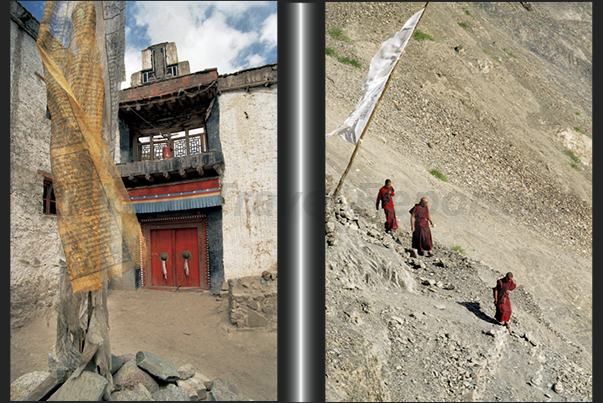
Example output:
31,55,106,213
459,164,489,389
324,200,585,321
326,7,425,145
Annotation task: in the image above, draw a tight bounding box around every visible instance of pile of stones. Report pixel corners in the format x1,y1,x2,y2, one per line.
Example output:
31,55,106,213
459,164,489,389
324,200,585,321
11,350,251,401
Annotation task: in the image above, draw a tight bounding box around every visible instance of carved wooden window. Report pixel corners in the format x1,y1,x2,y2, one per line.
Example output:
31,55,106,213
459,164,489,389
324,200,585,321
136,134,168,161
135,126,207,161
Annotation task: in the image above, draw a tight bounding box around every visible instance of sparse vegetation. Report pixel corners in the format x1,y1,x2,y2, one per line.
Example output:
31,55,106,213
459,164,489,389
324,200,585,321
325,46,361,68
328,26,351,42
482,49,501,63
413,29,434,42
573,126,585,135
564,148,581,164
450,244,466,255
458,21,470,29
502,48,518,59
575,112,581,116
428,169,448,182
464,9,475,19
563,148,582,171
338,55,362,68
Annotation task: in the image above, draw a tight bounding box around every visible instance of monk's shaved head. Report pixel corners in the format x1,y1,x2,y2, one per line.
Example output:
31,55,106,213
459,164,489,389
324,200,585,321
506,272,513,279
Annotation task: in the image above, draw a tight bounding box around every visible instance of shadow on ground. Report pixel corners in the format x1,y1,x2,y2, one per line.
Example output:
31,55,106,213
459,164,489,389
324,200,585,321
457,301,499,325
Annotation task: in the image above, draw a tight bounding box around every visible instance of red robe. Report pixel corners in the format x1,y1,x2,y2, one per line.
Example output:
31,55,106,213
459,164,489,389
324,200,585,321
376,186,398,230
409,204,433,252
494,278,516,323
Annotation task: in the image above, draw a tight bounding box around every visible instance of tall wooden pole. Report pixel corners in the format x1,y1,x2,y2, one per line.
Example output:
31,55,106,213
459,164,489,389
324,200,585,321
331,3,429,200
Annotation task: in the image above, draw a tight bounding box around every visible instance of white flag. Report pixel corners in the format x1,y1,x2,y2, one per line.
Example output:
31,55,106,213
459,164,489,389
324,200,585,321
326,7,425,145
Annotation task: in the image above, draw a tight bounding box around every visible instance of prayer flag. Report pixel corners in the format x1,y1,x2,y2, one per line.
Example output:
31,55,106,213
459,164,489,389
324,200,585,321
37,2,142,293
326,7,425,145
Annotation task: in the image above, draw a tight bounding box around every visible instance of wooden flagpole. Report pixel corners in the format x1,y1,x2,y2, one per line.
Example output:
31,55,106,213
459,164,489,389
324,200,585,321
331,2,429,200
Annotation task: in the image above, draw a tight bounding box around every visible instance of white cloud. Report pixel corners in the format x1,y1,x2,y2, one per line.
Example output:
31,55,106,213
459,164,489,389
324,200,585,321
246,53,266,67
211,1,271,17
122,1,276,82
122,46,142,89
260,13,277,49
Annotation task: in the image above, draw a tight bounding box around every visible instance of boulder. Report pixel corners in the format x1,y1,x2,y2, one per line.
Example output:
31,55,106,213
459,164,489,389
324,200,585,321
47,370,108,401
24,368,71,401
136,351,180,382
367,228,381,238
110,383,154,401
523,331,539,346
114,359,160,393
152,383,191,401
10,371,50,401
111,353,125,374
208,378,250,401
177,372,211,400
421,278,436,286
178,363,196,380
326,221,336,234
406,248,419,258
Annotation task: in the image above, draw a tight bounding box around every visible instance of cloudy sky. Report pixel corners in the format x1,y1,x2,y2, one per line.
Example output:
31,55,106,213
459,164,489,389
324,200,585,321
20,1,278,89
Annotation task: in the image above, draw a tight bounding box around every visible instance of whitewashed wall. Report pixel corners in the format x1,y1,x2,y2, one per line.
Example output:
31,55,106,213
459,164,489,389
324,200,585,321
219,87,278,280
10,14,62,327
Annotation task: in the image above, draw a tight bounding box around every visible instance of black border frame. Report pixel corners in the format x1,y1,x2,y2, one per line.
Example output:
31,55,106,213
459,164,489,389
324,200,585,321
278,2,326,401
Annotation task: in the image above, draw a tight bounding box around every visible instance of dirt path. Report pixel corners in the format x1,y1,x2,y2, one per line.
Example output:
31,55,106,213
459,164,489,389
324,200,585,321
10,288,277,401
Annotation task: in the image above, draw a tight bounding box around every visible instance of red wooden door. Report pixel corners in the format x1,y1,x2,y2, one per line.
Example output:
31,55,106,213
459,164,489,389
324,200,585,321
145,220,208,289
174,228,200,288
150,228,175,286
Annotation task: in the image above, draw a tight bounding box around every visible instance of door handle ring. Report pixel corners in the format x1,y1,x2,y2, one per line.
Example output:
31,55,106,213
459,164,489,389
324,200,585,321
159,252,169,281
181,250,191,277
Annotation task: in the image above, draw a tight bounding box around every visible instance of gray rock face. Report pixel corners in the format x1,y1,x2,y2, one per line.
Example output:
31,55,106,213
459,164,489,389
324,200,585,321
208,378,251,401
24,369,71,401
110,383,154,401
113,359,160,393
177,363,196,380
111,353,125,374
325,164,592,401
152,383,191,401
136,351,180,382
10,371,50,401
178,371,212,400
47,370,108,401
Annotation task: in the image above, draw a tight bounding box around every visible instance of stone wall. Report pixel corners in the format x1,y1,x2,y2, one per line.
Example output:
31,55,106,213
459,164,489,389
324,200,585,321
228,274,277,328
10,4,62,327
219,85,278,280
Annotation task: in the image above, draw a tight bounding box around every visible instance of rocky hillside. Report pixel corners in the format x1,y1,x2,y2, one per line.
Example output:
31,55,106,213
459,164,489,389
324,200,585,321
325,2,591,401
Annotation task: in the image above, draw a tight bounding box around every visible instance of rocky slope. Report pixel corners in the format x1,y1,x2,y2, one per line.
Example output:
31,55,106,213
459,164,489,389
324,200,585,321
325,2,591,401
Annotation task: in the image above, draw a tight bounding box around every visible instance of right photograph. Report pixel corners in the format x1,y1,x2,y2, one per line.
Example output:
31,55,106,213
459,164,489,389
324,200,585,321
325,2,592,402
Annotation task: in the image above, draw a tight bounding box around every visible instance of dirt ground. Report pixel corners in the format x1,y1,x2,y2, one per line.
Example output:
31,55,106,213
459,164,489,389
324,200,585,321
10,288,278,401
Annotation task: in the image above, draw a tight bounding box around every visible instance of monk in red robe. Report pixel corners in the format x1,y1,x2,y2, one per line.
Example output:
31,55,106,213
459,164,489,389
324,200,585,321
493,272,517,329
376,179,398,232
409,197,435,256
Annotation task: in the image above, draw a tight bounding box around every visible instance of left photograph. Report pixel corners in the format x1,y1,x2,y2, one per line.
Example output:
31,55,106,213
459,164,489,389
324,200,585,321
10,1,277,400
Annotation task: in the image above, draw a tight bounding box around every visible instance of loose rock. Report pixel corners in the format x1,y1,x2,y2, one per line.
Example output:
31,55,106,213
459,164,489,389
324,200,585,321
136,351,180,382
